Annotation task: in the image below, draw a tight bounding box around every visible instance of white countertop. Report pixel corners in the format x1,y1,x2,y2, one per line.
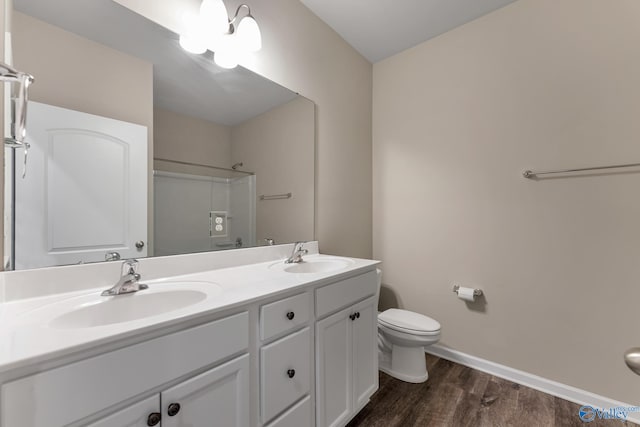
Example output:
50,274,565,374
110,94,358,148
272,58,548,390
0,253,379,375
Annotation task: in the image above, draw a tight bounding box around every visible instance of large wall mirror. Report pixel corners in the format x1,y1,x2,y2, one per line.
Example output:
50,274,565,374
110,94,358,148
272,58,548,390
5,0,315,270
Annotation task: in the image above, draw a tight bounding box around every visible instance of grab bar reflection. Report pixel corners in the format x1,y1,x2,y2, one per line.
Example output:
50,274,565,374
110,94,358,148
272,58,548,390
259,192,292,200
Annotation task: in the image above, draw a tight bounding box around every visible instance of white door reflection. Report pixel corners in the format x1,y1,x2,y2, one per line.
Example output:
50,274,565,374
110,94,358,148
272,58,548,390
15,101,148,269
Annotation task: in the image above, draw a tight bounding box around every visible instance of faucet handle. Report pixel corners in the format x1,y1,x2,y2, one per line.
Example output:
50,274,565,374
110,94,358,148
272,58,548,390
296,242,308,255
122,259,139,275
105,251,121,262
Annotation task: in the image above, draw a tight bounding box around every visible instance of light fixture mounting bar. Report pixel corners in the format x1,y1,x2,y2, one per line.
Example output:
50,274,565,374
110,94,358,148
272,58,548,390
227,4,254,33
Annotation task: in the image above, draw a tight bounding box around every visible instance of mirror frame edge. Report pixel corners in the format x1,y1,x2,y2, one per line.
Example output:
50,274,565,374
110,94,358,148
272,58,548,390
1,0,7,271
3,2,319,271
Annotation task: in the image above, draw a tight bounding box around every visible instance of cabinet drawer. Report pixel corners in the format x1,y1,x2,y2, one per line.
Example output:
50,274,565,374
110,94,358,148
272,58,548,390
260,327,311,423
316,270,377,318
265,396,311,427
1,312,249,427
261,292,310,341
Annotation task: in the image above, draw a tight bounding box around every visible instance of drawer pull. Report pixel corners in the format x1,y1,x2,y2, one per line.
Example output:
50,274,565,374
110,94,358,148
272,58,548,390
147,413,161,426
286,311,295,320
356,312,360,319
287,369,296,378
167,403,181,417
349,313,356,321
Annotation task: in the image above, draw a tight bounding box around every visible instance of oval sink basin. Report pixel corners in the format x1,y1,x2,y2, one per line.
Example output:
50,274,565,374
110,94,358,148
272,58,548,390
44,281,220,329
270,257,354,274
51,290,206,329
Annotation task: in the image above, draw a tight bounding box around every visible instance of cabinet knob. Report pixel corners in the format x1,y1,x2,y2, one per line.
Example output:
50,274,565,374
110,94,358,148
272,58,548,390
356,312,360,319
287,369,296,378
349,313,356,321
135,240,145,249
286,311,295,320
147,412,161,426
167,403,181,417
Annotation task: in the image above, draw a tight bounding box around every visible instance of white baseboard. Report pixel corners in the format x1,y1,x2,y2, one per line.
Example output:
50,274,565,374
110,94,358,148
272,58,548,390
426,344,640,425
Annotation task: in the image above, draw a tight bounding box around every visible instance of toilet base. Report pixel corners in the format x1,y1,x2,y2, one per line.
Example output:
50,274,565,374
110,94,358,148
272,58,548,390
378,345,429,383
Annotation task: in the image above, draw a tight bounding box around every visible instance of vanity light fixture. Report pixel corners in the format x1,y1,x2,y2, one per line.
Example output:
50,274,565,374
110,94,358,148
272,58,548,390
179,0,262,69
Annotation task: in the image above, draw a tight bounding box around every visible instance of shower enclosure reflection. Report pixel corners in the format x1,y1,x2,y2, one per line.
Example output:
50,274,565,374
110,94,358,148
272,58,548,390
154,161,256,256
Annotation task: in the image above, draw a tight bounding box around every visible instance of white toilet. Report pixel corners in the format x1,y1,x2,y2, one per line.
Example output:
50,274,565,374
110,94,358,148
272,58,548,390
376,270,441,383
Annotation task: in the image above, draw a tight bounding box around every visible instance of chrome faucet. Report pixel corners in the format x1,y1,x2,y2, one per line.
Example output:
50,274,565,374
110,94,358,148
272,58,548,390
285,242,308,264
101,259,148,296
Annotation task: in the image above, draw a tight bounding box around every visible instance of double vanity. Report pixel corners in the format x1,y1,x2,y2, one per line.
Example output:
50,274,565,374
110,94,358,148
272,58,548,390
0,242,380,427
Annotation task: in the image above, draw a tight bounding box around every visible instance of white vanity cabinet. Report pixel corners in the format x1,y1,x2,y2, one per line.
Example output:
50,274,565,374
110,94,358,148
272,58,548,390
0,259,380,427
1,312,250,427
88,355,249,427
315,271,379,427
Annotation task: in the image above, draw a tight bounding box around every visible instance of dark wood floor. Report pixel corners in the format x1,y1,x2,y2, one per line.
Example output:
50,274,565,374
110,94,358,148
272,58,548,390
347,355,633,427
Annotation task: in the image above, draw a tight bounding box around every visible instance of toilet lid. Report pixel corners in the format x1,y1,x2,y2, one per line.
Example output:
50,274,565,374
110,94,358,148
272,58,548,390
378,309,441,334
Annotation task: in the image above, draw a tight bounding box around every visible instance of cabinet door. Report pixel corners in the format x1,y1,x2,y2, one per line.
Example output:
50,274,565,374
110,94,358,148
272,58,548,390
351,297,378,411
265,396,311,427
86,395,159,427
316,308,352,427
161,354,250,427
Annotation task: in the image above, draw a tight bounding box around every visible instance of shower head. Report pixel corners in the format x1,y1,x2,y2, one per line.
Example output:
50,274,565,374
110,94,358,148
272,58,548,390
232,162,243,170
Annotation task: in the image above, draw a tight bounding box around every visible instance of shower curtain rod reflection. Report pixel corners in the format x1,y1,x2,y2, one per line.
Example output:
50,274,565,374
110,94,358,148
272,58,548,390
154,158,255,175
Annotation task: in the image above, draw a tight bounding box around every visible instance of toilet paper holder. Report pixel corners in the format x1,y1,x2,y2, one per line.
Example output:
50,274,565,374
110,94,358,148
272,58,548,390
452,285,483,297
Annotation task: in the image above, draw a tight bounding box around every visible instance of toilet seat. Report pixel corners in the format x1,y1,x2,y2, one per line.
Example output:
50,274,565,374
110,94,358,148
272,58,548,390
378,309,441,336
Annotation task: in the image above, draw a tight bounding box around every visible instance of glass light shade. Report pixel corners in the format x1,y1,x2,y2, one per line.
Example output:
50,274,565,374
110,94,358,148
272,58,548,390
199,0,229,34
214,50,239,69
205,32,224,53
214,34,239,69
235,16,262,52
179,34,207,54
179,11,207,54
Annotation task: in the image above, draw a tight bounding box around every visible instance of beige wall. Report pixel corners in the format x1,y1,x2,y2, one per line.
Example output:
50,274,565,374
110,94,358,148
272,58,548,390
114,0,373,258
12,12,153,132
154,107,231,169
154,99,314,247
373,0,640,403
12,11,155,253
231,97,315,244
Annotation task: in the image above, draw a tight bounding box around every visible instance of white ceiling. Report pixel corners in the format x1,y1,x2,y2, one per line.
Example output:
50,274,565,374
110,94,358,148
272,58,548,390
300,0,519,63
14,0,298,126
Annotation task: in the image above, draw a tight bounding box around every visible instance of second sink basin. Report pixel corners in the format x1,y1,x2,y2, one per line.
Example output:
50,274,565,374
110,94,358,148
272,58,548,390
270,256,354,274
40,281,220,329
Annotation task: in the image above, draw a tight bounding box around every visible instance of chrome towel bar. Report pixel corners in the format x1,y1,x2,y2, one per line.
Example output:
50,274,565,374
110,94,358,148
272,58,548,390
259,192,292,200
523,162,640,179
